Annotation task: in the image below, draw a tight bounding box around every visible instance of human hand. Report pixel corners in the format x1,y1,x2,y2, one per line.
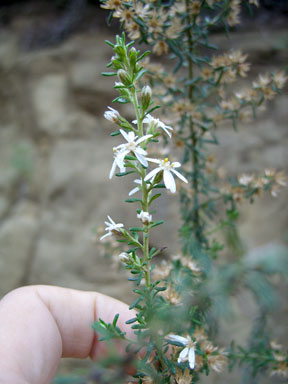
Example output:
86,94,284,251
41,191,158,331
0,285,134,384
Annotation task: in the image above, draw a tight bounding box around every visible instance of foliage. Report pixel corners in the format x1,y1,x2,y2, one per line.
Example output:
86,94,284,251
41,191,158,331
87,1,288,383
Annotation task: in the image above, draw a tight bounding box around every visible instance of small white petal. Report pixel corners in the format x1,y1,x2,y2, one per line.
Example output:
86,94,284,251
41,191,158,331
136,134,153,144
107,216,115,225
128,186,140,196
119,129,130,142
145,167,162,181
145,158,161,164
172,162,181,168
171,169,188,183
188,348,196,370
162,126,172,138
164,170,176,193
128,131,135,141
100,232,111,241
109,161,117,179
178,347,189,363
135,152,148,167
135,147,148,156
167,335,188,345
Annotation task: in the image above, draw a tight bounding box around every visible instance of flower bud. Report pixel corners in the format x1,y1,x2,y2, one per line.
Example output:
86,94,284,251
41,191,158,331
117,69,132,87
114,45,125,59
141,85,152,111
128,47,137,67
137,210,152,225
119,252,130,264
104,106,121,124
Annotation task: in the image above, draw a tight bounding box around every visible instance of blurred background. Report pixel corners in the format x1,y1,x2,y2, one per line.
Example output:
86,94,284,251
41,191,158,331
0,0,287,381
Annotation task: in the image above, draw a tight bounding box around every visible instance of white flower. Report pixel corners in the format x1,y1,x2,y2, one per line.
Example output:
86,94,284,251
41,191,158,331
104,106,120,123
115,129,152,167
137,210,152,224
167,334,196,370
145,158,188,193
109,148,126,179
238,174,254,186
142,114,173,138
128,179,142,196
100,216,124,240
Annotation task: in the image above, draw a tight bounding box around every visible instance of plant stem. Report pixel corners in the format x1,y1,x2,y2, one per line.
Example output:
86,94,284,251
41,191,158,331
185,0,202,244
131,84,150,287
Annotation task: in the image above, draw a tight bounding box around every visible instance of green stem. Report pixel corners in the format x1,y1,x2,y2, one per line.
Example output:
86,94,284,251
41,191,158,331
142,176,150,286
131,87,143,137
131,83,150,287
185,0,202,244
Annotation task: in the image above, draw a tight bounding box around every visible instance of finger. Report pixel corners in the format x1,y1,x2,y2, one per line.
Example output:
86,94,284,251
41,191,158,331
0,285,134,384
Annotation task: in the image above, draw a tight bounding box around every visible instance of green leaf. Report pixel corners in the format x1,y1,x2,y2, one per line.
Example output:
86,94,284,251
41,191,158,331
154,286,167,292
110,130,121,136
124,155,137,161
102,72,117,76
149,220,164,229
129,296,143,310
125,317,138,324
137,51,151,62
105,39,114,48
149,193,161,205
135,69,147,81
116,171,135,177
146,105,161,115
113,96,130,104
112,313,119,327
129,227,145,232
125,198,142,203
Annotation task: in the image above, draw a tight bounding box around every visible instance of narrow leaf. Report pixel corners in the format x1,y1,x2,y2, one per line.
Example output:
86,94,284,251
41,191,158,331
149,220,164,229
102,72,117,76
116,171,135,177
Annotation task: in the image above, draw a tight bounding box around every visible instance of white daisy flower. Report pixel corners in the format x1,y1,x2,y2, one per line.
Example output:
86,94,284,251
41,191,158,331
144,158,188,193
100,216,124,241
104,106,121,123
167,334,196,370
109,148,126,179
115,129,152,167
142,114,173,138
128,179,142,196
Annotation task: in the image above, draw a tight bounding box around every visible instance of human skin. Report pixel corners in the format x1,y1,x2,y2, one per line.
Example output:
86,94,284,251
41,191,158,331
0,285,134,384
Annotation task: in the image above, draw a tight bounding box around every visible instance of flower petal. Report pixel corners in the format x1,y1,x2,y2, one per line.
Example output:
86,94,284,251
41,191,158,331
188,347,196,370
109,161,117,179
107,216,115,225
146,158,161,164
128,187,140,196
171,169,188,183
100,232,111,241
178,347,189,364
164,170,176,193
144,167,162,181
119,129,130,142
167,335,188,345
161,126,172,138
135,152,148,167
136,134,153,144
